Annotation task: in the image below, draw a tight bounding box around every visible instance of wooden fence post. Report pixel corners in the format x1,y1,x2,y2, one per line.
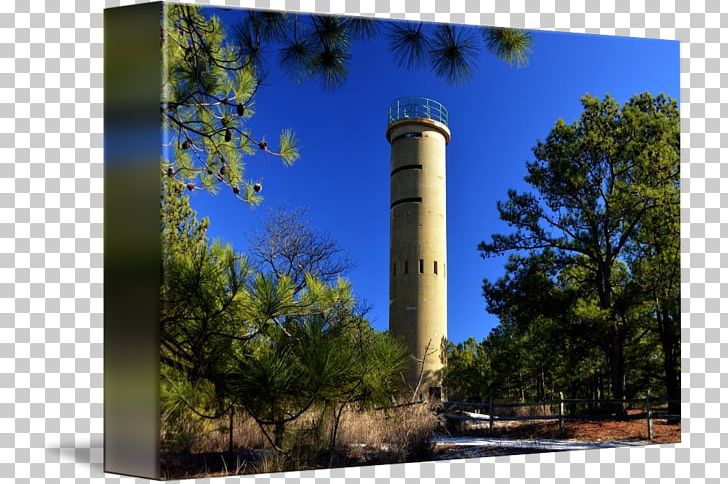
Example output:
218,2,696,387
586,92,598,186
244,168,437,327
646,389,653,441
489,396,494,434
558,392,565,434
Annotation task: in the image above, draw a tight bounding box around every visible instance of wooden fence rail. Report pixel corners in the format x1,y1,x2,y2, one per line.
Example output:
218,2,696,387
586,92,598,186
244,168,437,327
442,393,680,441
445,397,677,408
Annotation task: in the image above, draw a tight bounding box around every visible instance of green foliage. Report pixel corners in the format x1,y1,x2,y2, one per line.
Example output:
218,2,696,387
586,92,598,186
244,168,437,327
386,22,532,83
161,5,300,203
230,9,531,89
388,22,431,70
229,326,307,429
466,93,679,406
483,27,532,66
443,338,491,401
359,332,411,407
160,184,409,459
428,25,480,85
278,129,299,166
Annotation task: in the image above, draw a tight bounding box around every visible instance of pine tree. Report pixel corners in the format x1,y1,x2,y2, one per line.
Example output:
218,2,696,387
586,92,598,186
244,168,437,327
479,93,679,411
161,5,299,204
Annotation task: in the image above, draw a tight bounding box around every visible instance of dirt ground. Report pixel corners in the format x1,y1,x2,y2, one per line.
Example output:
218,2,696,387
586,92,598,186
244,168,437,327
451,411,681,445
488,418,680,444
433,413,680,461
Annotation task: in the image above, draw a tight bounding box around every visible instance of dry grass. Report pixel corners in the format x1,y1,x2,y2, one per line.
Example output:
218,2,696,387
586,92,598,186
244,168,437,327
161,414,206,454
335,407,387,450
162,402,441,477
249,450,287,475
495,404,555,417
236,414,268,449
336,403,440,463
162,408,270,455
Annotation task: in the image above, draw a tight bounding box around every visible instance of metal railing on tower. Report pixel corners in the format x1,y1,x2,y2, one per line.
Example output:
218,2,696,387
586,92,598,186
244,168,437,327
387,96,448,127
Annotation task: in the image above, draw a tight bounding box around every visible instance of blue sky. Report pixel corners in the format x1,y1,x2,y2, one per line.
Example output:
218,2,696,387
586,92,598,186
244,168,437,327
187,9,679,343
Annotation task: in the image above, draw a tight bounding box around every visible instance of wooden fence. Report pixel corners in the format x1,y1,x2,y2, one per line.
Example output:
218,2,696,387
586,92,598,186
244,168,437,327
442,391,680,441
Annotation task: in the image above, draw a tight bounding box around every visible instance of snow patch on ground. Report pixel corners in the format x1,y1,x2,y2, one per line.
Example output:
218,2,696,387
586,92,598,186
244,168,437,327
435,435,648,452
459,411,490,420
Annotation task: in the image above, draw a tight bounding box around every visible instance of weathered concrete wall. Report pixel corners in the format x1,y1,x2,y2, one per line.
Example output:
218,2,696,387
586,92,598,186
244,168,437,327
387,118,450,400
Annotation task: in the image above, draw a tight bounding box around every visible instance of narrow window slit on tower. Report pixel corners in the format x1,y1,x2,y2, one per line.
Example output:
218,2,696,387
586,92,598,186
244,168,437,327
434,260,438,275
390,197,422,209
391,132,422,143
404,260,408,274
390,164,422,176
419,259,424,273
393,263,396,276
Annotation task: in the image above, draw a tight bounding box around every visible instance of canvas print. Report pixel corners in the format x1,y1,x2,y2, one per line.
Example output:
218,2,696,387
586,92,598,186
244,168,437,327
105,2,680,479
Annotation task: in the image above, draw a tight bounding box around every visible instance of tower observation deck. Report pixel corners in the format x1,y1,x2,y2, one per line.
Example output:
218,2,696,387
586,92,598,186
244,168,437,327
386,96,450,401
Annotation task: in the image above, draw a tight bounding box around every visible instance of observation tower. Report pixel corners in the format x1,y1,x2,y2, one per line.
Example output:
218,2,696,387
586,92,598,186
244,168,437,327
386,97,450,400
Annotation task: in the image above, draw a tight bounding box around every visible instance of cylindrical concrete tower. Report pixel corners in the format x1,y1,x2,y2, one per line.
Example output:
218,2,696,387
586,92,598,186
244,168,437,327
386,96,450,401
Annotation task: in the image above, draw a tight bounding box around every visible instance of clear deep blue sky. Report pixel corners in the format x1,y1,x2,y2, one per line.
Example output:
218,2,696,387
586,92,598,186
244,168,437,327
188,8,679,343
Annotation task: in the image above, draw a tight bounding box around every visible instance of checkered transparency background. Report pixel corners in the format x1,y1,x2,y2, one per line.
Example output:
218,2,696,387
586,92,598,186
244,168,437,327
0,0,723,482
